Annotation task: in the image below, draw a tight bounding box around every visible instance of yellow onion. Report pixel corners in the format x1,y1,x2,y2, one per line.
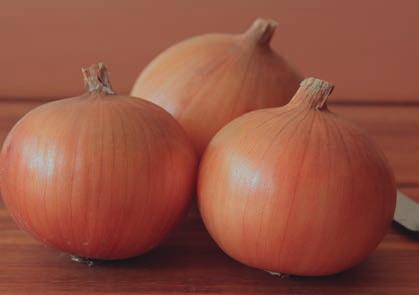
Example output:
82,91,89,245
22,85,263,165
198,77,396,276
131,18,302,156
0,63,197,260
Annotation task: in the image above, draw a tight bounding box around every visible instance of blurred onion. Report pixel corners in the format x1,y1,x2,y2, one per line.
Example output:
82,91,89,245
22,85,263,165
132,18,301,155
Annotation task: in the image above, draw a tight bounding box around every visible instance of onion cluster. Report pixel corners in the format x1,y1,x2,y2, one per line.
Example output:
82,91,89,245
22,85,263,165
0,18,396,277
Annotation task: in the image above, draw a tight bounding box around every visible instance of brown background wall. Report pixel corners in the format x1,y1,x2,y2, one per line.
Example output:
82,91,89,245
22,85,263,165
1,0,418,102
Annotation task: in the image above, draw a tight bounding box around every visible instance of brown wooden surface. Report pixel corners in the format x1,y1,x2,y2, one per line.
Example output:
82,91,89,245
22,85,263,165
0,100,418,294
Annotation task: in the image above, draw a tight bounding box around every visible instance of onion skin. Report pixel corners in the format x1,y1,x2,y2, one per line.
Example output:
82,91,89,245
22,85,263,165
131,18,302,156
198,78,396,276
0,63,197,260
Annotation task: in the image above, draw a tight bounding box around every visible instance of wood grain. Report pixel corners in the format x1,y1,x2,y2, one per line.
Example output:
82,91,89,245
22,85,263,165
0,100,418,293
1,200,419,295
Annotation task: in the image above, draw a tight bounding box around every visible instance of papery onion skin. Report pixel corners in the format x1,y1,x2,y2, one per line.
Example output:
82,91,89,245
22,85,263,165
0,63,197,260
198,78,396,276
131,18,302,156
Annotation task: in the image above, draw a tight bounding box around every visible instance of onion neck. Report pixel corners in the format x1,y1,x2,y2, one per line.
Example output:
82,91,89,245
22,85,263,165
243,18,277,46
289,77,334,110
82,63,115,95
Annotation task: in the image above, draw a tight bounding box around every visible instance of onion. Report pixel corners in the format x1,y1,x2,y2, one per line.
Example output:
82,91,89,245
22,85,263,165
0,63,197,260
198,77,396,276
131,18,302,156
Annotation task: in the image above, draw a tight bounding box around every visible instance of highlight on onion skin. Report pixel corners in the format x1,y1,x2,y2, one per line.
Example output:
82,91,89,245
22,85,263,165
131,18,302,156
198,77,397,276
0,63,197,260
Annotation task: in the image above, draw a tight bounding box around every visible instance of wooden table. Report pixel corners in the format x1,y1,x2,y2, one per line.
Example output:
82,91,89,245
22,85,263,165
0,100,418,294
